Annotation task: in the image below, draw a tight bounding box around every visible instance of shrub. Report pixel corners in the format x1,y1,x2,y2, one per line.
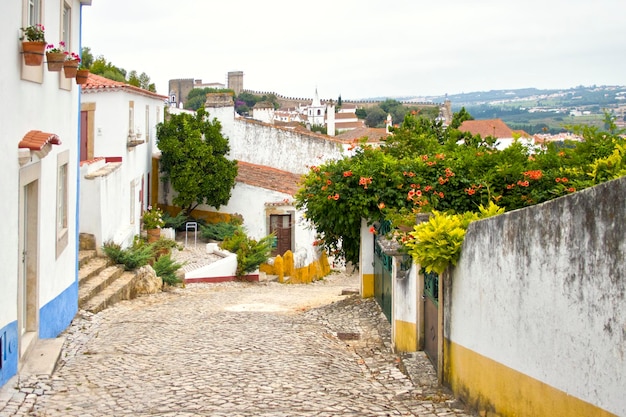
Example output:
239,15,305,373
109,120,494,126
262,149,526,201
221,228,274,278
200,221,239,241
102,240,153,271
152,254,184,286
162,211,189,230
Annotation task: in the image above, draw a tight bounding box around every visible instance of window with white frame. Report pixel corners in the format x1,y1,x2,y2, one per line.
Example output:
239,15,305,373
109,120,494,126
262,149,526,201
56,151,69,257
62,2,71,46
28,0,41,26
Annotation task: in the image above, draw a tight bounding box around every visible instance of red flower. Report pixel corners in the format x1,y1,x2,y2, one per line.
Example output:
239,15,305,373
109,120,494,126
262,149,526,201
465,188,476,195
567,187,576,193
343,170,353,177
333,193,340,200
378,202,385,209
369,226,376,234
424,185,433,192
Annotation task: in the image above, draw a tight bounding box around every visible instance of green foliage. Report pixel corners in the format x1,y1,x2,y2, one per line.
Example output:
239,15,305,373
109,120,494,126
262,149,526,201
102,240,153,271
162,211,189,230
186,88,235,111
449,107,474,129
405,202,504,274
157,107,238,216
296,110,626,266
152,254,184,286
200,221,239,241
404,211,469,275
83,48,155,92
221,229,274,278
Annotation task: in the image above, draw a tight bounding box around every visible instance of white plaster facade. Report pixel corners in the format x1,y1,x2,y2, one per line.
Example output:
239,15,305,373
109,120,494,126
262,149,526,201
80,75,167,249
0,0,91,388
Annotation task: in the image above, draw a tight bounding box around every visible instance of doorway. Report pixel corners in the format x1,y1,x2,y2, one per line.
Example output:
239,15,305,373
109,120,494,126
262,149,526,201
18,165,40,359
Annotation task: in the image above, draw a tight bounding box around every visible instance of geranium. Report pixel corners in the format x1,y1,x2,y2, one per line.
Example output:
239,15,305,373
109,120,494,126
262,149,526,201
65,51,80,62
20,24,45,42
143,206,165,229
46,41,66,53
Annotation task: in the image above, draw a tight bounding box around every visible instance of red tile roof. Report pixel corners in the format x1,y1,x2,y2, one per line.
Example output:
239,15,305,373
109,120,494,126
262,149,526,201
82,73,167,100
19,130,62,150
236,161,302,196
458,119,514,138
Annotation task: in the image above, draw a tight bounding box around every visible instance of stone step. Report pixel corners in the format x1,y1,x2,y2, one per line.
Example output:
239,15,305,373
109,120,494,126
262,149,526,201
78,249,97,269
81,271,138,314
79,265,125,308
78,252,109,279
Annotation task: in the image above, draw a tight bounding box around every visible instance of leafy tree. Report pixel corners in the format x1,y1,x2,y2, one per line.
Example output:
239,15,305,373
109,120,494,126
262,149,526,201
449,106,473,129
80,46,94,69
355,108,367,119
156,107,238,216
365,106,386,127
82,48,156,92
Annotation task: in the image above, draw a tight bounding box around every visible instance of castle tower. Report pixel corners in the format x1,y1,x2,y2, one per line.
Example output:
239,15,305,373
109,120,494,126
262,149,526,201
168,78,194,108
227,71,244,95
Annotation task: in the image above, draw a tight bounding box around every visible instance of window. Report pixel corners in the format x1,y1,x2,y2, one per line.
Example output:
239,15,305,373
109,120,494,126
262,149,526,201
56,151,69,257
28,0,41,26
62,2,71,46
130,180,136,224
59,1,73,90
22,0,44,83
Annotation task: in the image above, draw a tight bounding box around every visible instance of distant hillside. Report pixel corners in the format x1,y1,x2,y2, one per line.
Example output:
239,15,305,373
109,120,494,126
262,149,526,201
398,85,626,134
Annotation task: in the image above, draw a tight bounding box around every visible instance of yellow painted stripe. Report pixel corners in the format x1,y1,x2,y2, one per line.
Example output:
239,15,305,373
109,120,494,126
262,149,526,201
394,319,416,352
362,273,374,298
444,340,617,417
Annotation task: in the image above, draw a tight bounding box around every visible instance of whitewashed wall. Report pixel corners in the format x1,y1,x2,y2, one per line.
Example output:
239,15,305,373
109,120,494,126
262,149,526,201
229,119,346,174
80,88,164,247
447,176,626,416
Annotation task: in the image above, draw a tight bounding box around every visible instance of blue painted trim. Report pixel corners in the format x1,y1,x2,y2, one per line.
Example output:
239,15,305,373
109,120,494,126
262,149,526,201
39,280,78,339
0,321,18,388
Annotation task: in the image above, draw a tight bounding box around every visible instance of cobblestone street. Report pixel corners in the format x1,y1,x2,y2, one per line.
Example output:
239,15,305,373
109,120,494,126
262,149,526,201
1,272,474,416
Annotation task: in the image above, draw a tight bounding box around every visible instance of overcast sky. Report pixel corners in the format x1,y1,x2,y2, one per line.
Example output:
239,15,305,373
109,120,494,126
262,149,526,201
82,0,626,101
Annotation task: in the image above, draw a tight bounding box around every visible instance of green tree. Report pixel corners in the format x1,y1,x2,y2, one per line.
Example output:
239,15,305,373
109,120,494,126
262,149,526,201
449,107,473,129
156,108,238,216
80,46,94,69
365,106,386,127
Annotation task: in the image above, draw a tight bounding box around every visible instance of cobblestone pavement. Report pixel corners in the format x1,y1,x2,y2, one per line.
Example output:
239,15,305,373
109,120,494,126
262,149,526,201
1,271,475,416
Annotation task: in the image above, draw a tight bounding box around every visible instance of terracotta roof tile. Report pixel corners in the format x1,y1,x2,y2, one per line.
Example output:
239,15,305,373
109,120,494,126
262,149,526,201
458,119,514,138
82,73,167,100
18,130,62,150
236,161,302,195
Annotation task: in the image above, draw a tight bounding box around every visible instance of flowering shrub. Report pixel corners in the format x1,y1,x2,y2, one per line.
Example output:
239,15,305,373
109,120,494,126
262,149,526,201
20,24,45,42
46,41,66,53
296,111,625,266
143,206,165,229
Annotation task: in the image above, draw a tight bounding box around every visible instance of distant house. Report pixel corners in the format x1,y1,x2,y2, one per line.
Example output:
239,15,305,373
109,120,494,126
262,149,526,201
458,119,533,150
1,0,91,388
79,73,167,249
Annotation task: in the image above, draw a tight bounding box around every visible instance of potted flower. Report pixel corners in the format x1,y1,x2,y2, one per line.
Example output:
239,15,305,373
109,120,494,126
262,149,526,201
20,24,46,66
75,62,90,85
63,52,80,78
45,41,66,71
143,206,165,242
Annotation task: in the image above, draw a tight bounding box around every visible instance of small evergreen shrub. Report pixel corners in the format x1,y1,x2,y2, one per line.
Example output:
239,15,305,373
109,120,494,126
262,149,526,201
102,240,153,271
200,221,239,241
162,211,188,231
152,254,184,286
221,228,274,278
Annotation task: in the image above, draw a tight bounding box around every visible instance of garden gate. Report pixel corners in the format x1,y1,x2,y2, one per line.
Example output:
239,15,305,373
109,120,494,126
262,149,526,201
374,221,392,321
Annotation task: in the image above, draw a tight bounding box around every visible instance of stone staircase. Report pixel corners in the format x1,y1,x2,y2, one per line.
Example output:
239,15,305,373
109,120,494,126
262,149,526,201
78,234,140,314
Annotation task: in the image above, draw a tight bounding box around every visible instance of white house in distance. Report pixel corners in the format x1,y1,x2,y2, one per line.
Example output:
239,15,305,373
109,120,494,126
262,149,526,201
79,74,167,249
0,0,91,388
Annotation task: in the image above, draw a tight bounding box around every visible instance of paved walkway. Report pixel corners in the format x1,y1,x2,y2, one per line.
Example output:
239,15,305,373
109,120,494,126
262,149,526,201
1,272,474,416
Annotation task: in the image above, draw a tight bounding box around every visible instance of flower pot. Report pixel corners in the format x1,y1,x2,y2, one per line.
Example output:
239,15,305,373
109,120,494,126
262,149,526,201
75,69,89,85
46,52,66,71
22,41,46,66
63,59,79,78
147,228,161,243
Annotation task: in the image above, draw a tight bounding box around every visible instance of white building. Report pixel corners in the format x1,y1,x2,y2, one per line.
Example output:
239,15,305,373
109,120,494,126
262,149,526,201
0,0,92,388
79,74,167,249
